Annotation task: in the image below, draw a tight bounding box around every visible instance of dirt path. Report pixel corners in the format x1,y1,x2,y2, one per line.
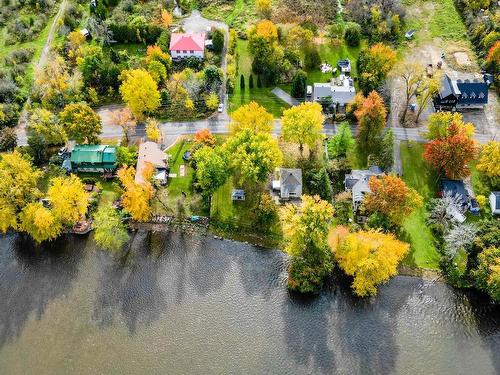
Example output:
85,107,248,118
16,0,69,145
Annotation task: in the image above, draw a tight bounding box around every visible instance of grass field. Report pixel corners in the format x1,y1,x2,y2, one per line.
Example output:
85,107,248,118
165,138,194,198
210,178,233,220
400,141,440,269
229,39,290,117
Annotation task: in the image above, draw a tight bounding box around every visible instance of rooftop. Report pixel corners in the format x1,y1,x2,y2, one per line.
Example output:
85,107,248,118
135,142,168,184
169,33,206,52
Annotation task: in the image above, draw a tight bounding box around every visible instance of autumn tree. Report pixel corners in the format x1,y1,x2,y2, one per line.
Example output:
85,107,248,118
145,118,161,142
224,129,282,184
66,31,86,65
425,112,475,140
119,69,161,120
59,102,102,144
256,0,272,18
229,101,274,134
47,175,89,226
283,195,334,293
117,166,153,222
193,146,229,195
205,93,219,111
28,108,67,145
145,45,172,73
472,247,500,302
329,227,410,297
415,75,440,125
354,91,387,156
93,204,129,252
19,202,62,243
0,151,42,233
159,9,173,28
357,43,396,94
364,175,423,225
477,141,500,178
423,121,479,179
194,128,216,147
281,102,324,156
0,127,17,152
394,62,425,124
110,107,137,144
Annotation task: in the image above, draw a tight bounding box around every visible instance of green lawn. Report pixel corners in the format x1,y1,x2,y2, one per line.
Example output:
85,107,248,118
210,178,233,220
165,139,194,198
400,141,440,269
229,39,290,117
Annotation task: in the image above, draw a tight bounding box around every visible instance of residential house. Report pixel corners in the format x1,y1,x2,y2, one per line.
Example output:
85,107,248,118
344,166,384,218
231,189,245,201
135,141,169,185
434,74,489,111
439,179,469,206
169,32,206,60
69,145,117,173
312,75,356,112
272,168,302,200
489,192,500,215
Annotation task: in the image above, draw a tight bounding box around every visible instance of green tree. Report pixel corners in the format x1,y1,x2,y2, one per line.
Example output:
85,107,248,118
240,74,245,90
328,122,354,158
193,146,229,195
344,22,362,47
249,74,254,88
283,195,334,293
59,102,102,144
291,70,307,99
281,102,324,156
28,108,67,146
212,29,225,53
472,247,500,302
379,129,394,171
93,205,129,251
224,129,282,184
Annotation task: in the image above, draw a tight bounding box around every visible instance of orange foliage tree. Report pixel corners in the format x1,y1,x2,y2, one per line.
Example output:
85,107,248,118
423,122,479,179
364,175,423,224
354,91,387,155
194,128,216,147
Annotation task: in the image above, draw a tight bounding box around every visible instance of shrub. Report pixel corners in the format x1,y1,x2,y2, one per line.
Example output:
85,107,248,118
212,29,225,53
0,127,17,151
344,22,362,47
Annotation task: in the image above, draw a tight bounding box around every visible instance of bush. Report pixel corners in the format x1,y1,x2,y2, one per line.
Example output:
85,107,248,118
108,23,162,44
291,70,307,99
288,257,331,294
212,29,224,53
0,127,17,151
4,48,35,65
0,78,19,103
344,22,362,47
303,46,321,70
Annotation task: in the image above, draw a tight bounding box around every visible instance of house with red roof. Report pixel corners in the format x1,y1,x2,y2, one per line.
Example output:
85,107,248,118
169,32,206,60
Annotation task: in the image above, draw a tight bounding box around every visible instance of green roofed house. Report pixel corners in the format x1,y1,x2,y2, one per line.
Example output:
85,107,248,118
69,145,117,173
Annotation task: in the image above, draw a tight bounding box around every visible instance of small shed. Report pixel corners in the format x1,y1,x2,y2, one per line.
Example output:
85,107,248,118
232,189,245,201
490,192,500,215
337,59,351,74
278,168,302,200
80,28,90,39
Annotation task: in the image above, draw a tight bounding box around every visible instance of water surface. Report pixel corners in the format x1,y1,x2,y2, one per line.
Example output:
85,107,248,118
0,231,498,374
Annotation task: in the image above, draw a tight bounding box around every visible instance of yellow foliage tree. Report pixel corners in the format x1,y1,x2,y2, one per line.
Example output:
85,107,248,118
66,31,86,65
255,0,272,18
47,175,89,226
160,9,173,28
205,93,219,111
281,102,324,156
119,69,161,120
477,141,500,178
229,101,273,134
145,118,161,142
329,228,410,297
253,20,278,41
19,202,62,243
117,166,153,222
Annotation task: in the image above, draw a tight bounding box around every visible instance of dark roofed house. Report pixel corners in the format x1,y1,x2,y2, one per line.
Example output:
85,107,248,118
434,74,488,111
337,59,351,74
439,179,469,205
70,145,117,173
231,189,245,201
344,166,384,219
490,192,500,215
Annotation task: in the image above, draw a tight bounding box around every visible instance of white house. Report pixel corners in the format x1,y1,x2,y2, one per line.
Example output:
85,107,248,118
489,191,500,215
169,32,206,60
272,168,302,200
312,74,356,112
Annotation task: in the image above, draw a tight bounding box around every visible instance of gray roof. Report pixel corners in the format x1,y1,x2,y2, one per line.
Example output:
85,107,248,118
313,77,356,105
280,168,302,198
344,168,384,203
491,191,500,210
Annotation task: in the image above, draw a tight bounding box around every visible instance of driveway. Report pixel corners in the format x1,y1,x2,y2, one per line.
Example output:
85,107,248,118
271,88,301,106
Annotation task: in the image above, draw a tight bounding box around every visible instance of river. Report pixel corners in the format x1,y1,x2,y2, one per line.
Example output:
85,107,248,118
0,231,498,374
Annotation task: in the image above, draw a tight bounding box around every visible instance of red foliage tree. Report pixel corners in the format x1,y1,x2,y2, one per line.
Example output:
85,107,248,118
193,128,216,147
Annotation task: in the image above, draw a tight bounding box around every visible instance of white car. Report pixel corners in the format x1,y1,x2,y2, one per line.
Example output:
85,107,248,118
218,103,224,113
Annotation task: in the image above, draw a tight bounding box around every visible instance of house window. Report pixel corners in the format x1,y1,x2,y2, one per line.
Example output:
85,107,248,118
479,92,485,99
183,50,187,53
190,50,194,53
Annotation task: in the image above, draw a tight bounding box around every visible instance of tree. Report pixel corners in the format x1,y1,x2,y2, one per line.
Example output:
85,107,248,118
281,102,324,156
329,227,410,297
423,122,478,179
291,70,307,99
425,112,475,140
477,141,500,178
117,166,153,222
486,41,500,72
0,151,42,234
395,62,425,125
194,128,216,147
354,91,387,155
328,122,354,158
0,127,17,152
145,45,172,72
283,195,334,293
145,118,161,142
147,60,167,84
212,29,225,53
256,0,272,18
93,204,129,252
110,107,137,144
240,74,245,90
443,223,477,258
205,93,219,111
357,43,396,94
47,175,89,226
255,193,278,229
117,146,138,167
229,101,273,134
19,202,62,243
66,31,86,65
344,22,362,47
28,108,67,145
119,69,161,120
415,75,440,124
249,74,254,88
193,146,229,195
472,247,500,302
59,102,102,144
364,175,423,224
160,9,173,28
426,193,465,231
379,129,394,171
303,46,321,70
224,129,282,184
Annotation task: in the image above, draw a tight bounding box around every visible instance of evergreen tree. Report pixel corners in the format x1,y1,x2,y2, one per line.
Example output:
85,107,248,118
291,70,307,99
257,75,262,88
249,74,254,89
379,129,394,171
240,74,245,90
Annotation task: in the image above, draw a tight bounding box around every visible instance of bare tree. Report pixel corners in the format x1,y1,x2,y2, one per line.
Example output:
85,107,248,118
427,192,466,230
415,74,441,125
394,62,425,125
110,107,136,144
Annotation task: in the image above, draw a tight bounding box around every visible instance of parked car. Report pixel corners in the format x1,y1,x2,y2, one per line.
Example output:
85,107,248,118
218,103,224,113
469,198,480,215
405,29,416,39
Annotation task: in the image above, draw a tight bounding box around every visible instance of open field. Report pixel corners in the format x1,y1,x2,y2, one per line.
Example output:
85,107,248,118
400,141,440,269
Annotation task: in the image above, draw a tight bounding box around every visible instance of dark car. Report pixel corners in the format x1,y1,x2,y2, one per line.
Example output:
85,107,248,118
182,151,191,161
469,198,480,215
